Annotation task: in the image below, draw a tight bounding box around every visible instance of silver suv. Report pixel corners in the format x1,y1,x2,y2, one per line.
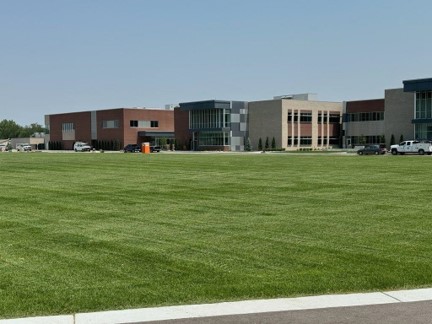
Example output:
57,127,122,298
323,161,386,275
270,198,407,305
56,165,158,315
74,142,92,152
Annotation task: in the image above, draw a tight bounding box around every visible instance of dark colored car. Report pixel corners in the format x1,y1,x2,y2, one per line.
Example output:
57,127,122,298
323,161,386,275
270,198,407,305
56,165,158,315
357,145,386,155
123,144,141,153
150,145,161,153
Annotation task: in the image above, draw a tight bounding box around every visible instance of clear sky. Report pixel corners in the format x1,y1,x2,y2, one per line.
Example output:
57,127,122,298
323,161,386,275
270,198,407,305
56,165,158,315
1,0,432,126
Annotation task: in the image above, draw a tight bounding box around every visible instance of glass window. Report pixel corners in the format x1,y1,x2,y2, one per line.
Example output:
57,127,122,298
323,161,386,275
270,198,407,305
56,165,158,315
318,113,327,123
288,137,298,145
102,120,119,128
62,122,74,132
130,120,158,128
415,91,432,119
415,124,432,140
138,120,150,128
347,111,383,122
300,112,312,123
329,114,340,123
224,111,230,127
300,136,312,145
190,109,225,129
427,97,432,119
198,131,229,146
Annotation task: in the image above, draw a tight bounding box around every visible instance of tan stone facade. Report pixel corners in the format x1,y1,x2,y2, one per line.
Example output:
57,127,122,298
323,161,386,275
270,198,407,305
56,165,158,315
248,99,342,150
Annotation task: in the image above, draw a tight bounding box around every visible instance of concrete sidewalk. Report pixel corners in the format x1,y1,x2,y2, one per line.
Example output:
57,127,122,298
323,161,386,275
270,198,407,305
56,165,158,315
2,288,432,324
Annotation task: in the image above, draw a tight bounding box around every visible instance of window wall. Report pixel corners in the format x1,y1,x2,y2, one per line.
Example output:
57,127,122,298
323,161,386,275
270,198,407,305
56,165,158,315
415,124,432,140
346,112,384,122
288,136,312,146
198,131,229,146
349,135,384,145
415,91,432,119
318,113,340,123
190,109,230,129
413,92,432,140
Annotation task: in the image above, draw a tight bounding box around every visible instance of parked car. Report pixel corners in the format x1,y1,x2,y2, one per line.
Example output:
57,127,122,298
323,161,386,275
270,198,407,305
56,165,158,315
17,144,32,152
150,145,161,153
123,144,141,153
357,145,386,155
73,142,92,152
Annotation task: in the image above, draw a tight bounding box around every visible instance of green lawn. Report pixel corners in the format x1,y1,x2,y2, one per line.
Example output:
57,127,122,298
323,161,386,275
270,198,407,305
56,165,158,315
1,152,432,318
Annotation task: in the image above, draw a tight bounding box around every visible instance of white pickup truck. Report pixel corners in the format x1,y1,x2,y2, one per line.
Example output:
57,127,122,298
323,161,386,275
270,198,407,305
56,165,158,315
390,140,432,155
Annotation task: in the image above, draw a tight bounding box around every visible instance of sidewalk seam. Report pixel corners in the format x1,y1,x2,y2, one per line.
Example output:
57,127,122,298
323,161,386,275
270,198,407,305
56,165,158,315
381,292,403,302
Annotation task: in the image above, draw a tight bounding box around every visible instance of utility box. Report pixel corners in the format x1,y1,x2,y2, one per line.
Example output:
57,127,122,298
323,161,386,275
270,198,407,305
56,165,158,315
141,142,150,154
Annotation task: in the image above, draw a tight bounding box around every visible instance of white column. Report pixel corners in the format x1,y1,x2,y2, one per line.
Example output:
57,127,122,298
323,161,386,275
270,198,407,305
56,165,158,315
291,109,295,148
327,111,330,148
312,110,318,148
320,110,324,148
297,109,301,148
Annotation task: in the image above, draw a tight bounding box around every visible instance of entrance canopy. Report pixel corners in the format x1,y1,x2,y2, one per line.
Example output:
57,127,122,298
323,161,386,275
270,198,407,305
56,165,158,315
138,131,175,137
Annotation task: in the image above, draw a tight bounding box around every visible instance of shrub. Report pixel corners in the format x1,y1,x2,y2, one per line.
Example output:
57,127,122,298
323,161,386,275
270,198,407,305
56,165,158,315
258,138,263,151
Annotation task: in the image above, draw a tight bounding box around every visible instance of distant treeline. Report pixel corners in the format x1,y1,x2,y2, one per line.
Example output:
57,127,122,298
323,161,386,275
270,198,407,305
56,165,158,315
0,119,48,139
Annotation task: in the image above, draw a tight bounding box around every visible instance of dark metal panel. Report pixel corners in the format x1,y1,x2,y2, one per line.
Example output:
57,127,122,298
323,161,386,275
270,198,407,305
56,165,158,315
403,78,432,92
411,118,432,124
138,131,175,137
179,100,231,111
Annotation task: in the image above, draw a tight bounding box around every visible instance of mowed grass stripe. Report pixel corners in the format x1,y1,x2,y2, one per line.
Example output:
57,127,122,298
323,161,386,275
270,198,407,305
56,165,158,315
1,153,432,318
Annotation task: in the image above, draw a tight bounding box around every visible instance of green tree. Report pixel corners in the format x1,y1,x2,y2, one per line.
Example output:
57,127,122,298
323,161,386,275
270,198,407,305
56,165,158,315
390,134,395,146
116,140,121,150
19,123,48,137
258,138,263,151
399,134,404,143
159,137,167,149
244,137,252,151
271,137,276,149
0,119,21,138
265,137,269,150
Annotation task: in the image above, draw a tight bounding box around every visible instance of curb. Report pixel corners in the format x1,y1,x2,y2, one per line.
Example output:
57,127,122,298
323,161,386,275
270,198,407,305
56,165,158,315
2,288,432,324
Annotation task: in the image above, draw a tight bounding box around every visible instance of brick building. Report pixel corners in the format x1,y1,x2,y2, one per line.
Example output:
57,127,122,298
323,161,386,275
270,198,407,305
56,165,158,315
45,108,174,150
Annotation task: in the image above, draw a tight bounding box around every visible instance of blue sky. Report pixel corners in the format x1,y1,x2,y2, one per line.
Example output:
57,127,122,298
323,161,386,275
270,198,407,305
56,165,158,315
1,0,432,126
